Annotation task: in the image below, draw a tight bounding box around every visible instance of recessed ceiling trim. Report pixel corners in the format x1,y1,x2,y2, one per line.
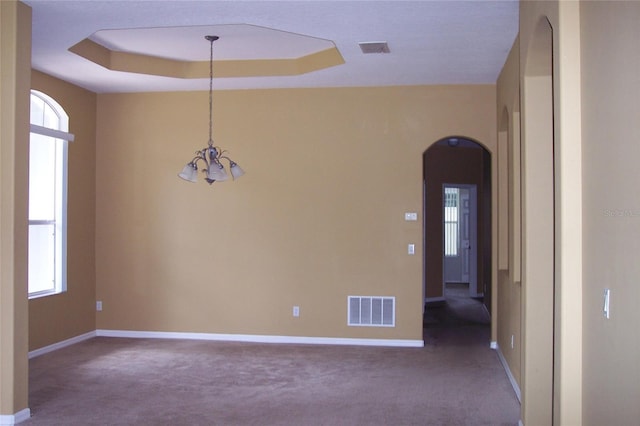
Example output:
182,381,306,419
89,23,337,61
69,39,344,79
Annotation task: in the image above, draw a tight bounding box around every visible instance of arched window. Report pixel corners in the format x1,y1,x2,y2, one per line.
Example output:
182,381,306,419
28,90,73,298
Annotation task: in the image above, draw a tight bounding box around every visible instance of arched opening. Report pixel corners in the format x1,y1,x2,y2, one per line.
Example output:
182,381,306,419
521,17,555,425
422,136,492,339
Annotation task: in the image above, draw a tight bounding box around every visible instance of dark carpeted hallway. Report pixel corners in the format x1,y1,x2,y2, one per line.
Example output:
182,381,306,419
423,282,494,351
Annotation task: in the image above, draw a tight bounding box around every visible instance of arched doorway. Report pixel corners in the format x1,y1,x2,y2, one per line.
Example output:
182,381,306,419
520,16,555,424
423,136,492,330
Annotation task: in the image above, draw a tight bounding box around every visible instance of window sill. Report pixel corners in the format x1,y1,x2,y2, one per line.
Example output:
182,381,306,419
29,290,66,300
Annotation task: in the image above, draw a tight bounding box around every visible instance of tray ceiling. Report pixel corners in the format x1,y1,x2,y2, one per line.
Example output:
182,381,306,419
24,0,519,93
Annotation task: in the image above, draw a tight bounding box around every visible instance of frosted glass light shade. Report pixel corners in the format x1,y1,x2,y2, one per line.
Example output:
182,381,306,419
207,163,229,182
230,162,245,179
178,163,198,182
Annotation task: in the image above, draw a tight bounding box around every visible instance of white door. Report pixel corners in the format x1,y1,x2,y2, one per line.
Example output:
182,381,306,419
442,184,480,297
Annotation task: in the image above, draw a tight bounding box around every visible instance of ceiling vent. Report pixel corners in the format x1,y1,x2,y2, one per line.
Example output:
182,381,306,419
358,41,390,54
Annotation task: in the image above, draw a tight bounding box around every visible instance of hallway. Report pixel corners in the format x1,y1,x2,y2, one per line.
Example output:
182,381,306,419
422,284,520,424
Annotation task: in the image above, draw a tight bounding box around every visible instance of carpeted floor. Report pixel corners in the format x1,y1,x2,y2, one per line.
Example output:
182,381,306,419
26,291,520,425
423,283,490,329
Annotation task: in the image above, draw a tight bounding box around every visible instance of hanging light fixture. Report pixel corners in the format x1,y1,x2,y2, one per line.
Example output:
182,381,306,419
178,35,245,185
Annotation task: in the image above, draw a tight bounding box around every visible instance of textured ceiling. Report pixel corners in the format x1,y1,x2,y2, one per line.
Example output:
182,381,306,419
24,0,519,93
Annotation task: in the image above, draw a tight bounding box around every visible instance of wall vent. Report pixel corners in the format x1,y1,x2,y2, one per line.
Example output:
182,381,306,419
348,296,395,327
358,41,390,54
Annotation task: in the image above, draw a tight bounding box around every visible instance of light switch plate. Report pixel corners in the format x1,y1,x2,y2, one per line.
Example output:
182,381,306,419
405,212,418,221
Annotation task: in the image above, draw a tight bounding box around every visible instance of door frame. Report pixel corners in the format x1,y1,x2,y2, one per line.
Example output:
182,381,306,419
442,183,479,297
422,137,491,308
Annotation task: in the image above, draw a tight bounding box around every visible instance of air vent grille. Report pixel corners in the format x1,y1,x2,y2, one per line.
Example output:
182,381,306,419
358,41,390,54
348,296,395,327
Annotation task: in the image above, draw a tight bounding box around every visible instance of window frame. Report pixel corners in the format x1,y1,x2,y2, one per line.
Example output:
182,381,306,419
28,90,73,299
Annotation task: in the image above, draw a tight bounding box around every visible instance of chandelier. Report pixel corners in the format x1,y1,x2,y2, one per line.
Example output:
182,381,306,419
178,35,244,185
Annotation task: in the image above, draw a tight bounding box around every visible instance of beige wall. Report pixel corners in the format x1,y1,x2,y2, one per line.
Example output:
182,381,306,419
497,1,585,424
494,0,640,423
28,71,97,351
580,1,640,424
519,2,584,424
0,0,30,417
496,35,522,389
95,86,495,341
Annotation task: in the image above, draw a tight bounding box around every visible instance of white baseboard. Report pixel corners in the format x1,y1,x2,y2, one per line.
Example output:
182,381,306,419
28,331,96,359
0,408,31,425
493,342,522,403
96,329,424,348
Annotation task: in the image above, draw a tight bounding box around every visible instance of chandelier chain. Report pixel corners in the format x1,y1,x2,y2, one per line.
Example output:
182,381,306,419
177,35,244,185
208,37,214,146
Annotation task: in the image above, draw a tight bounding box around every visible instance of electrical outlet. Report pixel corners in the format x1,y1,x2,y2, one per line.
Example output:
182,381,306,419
408,244,415,255
96,301,103,312
293,306,300,317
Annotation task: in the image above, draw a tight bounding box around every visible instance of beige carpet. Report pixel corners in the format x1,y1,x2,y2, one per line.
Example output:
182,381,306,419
26,297,519,425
